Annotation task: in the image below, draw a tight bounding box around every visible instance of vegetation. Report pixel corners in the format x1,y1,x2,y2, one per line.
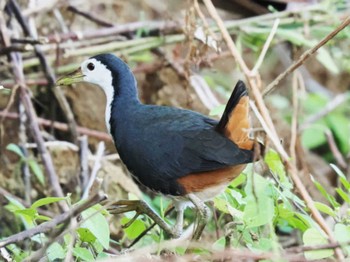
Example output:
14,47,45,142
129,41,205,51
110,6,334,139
0,0,349,261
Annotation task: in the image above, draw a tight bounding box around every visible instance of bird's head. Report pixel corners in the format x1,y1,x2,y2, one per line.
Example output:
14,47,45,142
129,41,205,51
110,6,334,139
57,53,137,100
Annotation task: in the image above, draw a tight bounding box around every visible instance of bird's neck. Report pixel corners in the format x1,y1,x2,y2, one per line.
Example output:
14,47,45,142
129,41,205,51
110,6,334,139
103,72,141,133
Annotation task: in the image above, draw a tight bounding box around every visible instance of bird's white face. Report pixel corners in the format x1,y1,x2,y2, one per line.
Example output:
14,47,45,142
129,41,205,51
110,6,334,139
81,58,113,94
80,58,115,133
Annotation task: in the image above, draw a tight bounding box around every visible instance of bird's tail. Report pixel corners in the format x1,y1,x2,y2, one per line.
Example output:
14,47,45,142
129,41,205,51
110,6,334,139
216,80,253,150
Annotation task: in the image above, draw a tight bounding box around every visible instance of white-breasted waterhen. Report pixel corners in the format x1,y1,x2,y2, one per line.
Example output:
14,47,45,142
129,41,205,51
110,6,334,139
57,53,259,240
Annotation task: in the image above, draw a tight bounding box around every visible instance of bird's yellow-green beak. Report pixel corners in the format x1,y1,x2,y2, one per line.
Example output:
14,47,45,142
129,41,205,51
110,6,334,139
56,68,84,86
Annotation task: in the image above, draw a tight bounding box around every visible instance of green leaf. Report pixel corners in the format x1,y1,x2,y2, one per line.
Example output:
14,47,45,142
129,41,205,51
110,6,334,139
311,177,339,208
212,236,226,250
302,93,328,114
6,244,27,261
64,233,73,246
31,196,67,209
327,114,350,154
92,239,104,255
301,124,327,149
335,188,350,204
253,238,274,251
264,149,290,186
230,173,246,188
6,143,25,158
303,228,334,260
96,252,109,260
36,215,51,221
314,202,336,217
5,197,35,229
214,194,243,219
244,196,274,228
277,28,314,46
121,216,146,240
277,204,309,232
27,159,45,186
330,164,350,190
77,228,97,243
243,174,274,228
4,196,25,212
14,208,37,219
73,247,94,261
316,48,339,74
47,242,65,262
128,51,154,62
334,224,350,256
81,206,110,249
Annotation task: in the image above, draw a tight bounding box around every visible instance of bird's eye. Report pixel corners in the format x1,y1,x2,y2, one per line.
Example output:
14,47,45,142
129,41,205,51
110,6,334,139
87,63,95,71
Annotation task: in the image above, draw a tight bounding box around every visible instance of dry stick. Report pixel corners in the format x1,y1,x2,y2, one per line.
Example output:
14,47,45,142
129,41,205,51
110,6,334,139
211,249,304,262
287,240,350,253
19,103,31,204
10,52,66,202
289,72,299,165
67,5,114,27
78,136,90,190
47,20,181,43
0,192,105,248
194,0,217,43
0,15,20,126
251,18,280,74
263,15,350,97
325,130,347,170
0,247,12,262
0,44,33,55
0,111,112,141
202,0,346,259
11,37,46,45
8,0,79,144
82,142,105,200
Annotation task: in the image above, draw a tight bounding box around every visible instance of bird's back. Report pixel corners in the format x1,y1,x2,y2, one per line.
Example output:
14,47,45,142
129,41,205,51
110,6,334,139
111,81,255,196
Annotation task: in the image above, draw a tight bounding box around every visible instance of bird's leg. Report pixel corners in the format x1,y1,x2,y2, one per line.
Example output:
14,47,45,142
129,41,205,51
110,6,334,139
172,204,185,238
107,199,183,238
188,194,210,240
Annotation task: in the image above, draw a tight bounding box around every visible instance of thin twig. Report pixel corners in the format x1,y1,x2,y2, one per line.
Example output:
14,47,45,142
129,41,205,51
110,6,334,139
82,142,105,200
78,136,90,191
47,20,182,43
67,5,114,27
0,111,112,141
325,130,347,170
0,192,105,248
0,44,33,55
10,37,47,45
263,15,350,97
251,18,280,74
287,240,350,253
19,103,31,204
289,72,299,165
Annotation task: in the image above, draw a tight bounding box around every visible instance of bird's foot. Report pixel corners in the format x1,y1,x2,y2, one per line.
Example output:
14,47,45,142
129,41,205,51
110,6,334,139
188,194,210,240
107,199,183,239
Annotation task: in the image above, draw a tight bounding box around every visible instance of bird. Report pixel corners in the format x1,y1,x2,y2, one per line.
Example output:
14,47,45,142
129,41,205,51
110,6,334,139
57,53,260,240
